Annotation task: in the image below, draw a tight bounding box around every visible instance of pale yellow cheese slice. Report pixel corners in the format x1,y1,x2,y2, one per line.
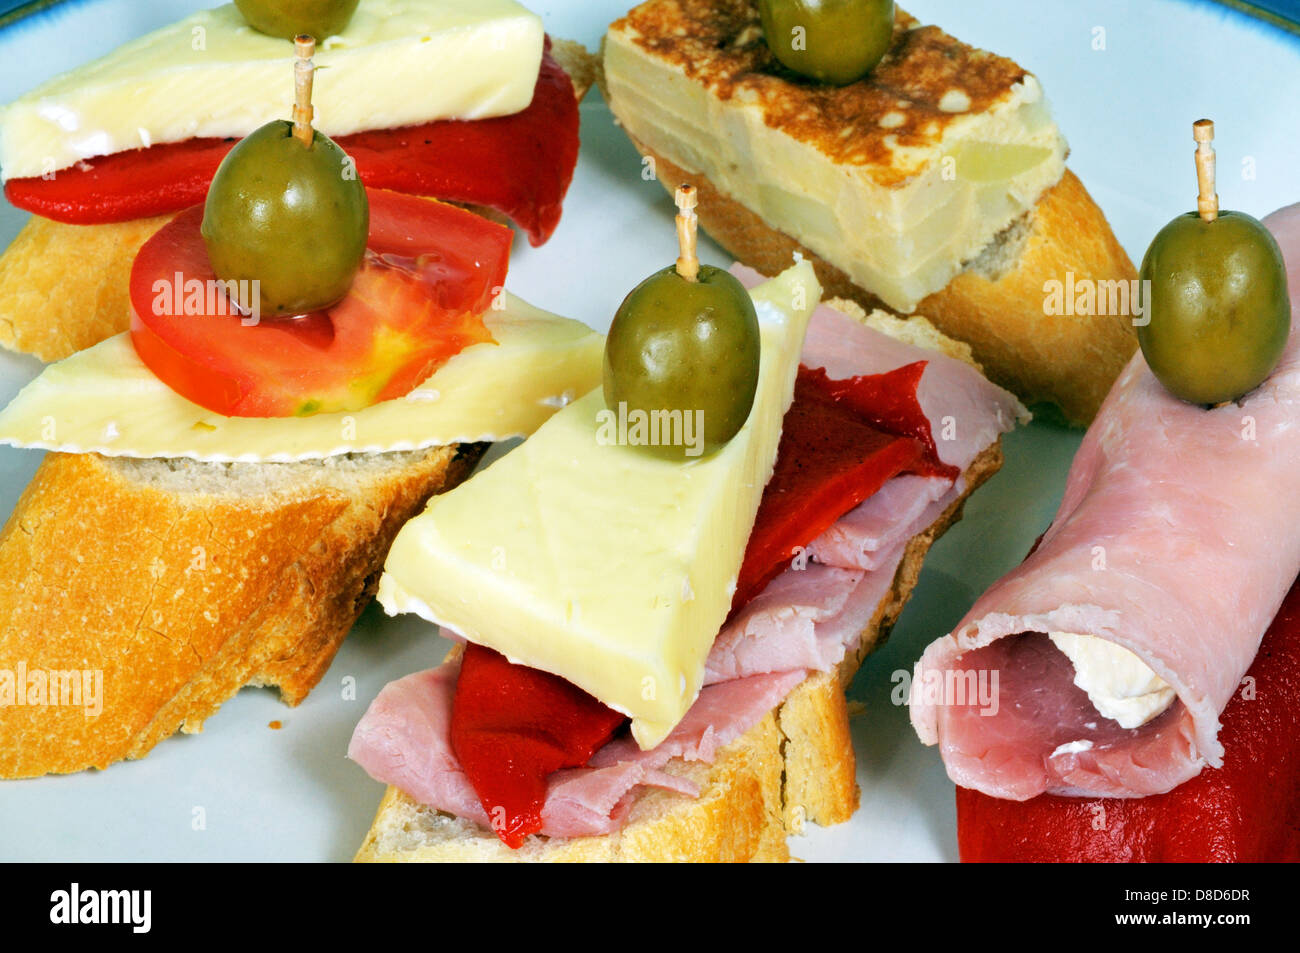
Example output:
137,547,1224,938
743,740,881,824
378,260,821,748
0,293,602,461
0,0,543,180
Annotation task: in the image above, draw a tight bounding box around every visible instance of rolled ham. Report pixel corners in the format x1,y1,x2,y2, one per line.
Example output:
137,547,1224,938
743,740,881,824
910,204,1300,800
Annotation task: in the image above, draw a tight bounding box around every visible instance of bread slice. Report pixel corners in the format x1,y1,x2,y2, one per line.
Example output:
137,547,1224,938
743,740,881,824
617,133,1136,426
0,212,174,361
352,305,1006,861
0,443,484,779
0,41,598,363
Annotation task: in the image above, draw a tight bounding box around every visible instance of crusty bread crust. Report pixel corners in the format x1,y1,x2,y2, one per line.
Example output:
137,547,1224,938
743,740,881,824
549,38,599,104
0,445,483,779
918,172,1138,426
0,213,173,362
0,43,599,363
353,440,1002,862
622,136,1136,426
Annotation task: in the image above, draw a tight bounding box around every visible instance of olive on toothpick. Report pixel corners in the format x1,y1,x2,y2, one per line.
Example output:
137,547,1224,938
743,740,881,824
1138,119,1290,406
759,0,895,86
604,185,762,460
235,0,360,41
201,35,369,317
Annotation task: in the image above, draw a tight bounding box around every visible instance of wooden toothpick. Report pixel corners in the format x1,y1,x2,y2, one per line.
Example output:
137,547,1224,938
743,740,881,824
292,35,316,147
1193,119,1218,222
675,184,699,282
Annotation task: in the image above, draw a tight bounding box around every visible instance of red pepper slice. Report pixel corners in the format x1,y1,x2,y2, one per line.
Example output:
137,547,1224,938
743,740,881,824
818,362,959,481
955,576,1300,863
4,44,579,246
450,643,627,849
337,42,579,247
730,364,950,612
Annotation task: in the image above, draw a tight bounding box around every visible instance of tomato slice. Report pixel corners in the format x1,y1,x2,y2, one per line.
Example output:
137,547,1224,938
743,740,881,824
128,189,511,417
5,45,579,246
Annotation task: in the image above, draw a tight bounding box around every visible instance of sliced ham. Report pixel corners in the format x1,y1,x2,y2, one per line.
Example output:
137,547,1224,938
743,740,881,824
347,664,488,826
808,474,956,571
543,669,803,835
910,204,1300,800
348,660,801,838
706,551,904,683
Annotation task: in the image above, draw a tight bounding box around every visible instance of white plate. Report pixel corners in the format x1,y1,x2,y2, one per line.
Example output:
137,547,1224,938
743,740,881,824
0,0,1297,862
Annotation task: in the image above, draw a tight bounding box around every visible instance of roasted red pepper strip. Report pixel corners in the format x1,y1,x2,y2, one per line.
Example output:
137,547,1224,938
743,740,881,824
4,45,579,246
818,362,959,482
730,364,950,612
450,643,627,849
337,42,579,247
955,575,1300,863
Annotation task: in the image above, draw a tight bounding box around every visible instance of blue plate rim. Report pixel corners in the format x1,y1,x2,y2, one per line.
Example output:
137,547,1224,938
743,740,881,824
2,0,1299,39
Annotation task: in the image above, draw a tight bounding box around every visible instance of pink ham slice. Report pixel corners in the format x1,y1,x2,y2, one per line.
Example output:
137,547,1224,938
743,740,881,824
345,664,488,826
706,553,904,683
348,659,801,838
807,474,954,571
910,204,1300,800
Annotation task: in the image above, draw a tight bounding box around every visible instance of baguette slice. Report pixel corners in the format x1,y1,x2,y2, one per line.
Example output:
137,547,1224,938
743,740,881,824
615,136,1136,428
0,444,483,779
0,40,598,363
352,306,1004,863
0,212,174,361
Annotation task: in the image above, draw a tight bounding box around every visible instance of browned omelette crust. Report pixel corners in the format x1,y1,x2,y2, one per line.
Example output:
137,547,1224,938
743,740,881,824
611,0,1032,183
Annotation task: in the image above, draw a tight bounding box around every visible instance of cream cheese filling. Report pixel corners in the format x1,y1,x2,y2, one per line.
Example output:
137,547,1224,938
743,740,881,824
1048,632,1176,730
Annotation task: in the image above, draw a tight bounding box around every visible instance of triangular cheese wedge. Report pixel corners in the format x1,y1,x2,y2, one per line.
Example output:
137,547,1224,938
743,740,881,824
378,260,821,747
0,293,601,461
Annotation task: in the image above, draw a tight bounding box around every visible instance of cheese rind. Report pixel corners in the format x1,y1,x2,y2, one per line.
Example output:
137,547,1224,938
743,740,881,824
0,294,602,461
0,0,543,180
378,261,821,748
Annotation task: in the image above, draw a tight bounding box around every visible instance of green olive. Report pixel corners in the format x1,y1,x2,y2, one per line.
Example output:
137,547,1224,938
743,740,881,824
1138,210,1290,406
201,119,368,316
604,265,761,460
759,0,894,85
234,0,360,40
